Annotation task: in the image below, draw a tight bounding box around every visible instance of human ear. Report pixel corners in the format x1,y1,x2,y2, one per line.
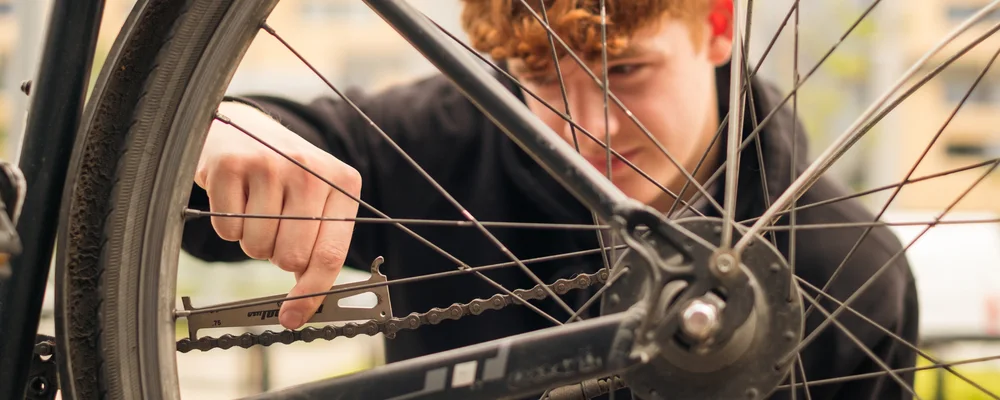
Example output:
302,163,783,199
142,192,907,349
706,0,734,66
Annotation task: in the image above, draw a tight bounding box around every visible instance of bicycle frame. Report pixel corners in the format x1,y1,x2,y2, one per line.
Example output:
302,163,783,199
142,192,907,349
0,0,691,398
237,1,690,398
250,310,642,400
0,0,106,398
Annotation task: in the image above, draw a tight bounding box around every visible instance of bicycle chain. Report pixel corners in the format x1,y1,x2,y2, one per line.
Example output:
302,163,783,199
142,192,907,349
176,269,610,353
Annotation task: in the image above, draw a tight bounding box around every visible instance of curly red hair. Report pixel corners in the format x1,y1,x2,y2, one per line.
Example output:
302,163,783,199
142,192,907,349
460,1,716,74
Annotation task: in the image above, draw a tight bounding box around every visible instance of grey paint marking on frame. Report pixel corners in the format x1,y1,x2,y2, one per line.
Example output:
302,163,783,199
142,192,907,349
423,367,448,392
389,367,447,400
389,339,511,400
483,339,511,381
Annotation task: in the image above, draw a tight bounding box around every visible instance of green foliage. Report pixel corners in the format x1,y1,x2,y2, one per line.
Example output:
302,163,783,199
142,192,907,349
913,354,1000,399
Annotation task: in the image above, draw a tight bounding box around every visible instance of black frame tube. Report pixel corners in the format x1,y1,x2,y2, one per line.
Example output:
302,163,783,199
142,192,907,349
243,311,638,400
363,0,637,225
0,0,105,397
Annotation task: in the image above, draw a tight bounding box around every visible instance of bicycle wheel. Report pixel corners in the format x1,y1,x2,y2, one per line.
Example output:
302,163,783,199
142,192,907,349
55,1,276,399
53,0,1000,399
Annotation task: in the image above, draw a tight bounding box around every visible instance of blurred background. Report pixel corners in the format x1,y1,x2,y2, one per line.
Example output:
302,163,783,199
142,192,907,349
3,0,1000,398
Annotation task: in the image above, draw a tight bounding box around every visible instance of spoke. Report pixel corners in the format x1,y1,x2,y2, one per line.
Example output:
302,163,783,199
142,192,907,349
667,1,798,218
598,0,616,291
214,115,563,324
746,65,775,245
800,40,1000,321
740,158,1000,224
429,19,706,217
260,24,579,319
735,1,1000,252
760,217,1000,231
667,119,727,219
679,0,888,214
787,0,802,302
731,15,1000,235
790,349,796,400
797,353,813,400
537,0,613,298
796,276,1000,399
778,354,1000,389
786,158,1000,361
721,0,748,248
184,244,628,316
731,12,781,250
797,290,921,399
516,0,726,216
752,1,799,80
186,209,610,230
600,0,611,183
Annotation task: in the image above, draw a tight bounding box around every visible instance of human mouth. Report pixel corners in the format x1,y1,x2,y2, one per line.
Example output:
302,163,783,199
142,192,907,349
584,150,638,175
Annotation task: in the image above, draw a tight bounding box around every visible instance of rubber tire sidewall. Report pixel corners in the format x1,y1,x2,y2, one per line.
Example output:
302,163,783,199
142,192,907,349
55,1,276,399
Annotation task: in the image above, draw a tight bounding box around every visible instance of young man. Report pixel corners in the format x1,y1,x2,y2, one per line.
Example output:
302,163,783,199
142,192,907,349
184,1,919,398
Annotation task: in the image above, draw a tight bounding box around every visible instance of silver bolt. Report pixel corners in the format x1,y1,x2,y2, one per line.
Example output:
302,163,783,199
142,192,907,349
715,253,736,275
681,299,720,341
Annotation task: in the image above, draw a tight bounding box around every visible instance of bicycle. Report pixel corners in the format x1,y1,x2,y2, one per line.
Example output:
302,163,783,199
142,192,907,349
0,0,998,399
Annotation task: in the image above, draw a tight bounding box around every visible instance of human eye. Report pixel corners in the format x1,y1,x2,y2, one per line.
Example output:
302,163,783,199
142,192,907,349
526,74,559,87
607,63,644,77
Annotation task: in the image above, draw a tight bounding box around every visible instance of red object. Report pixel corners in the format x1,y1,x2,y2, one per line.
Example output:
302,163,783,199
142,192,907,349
987,295,1000,335
709,0,734,37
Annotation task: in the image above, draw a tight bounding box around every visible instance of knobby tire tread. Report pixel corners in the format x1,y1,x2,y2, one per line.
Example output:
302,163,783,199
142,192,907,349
55,0,249,398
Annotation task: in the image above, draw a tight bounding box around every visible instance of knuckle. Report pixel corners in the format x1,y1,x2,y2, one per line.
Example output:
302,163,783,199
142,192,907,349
240,240,274,260
211,217,242,241
283,151,323,177
272,251,310,273
214,152,284,182
249,156,282,183
336,165,363,195
287,160,324,189
194,164,209,187
284,151,310,168
312,246,348,270
214,153,249,175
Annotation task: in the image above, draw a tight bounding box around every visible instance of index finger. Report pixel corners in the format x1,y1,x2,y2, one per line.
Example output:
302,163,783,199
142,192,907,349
278,188,359,329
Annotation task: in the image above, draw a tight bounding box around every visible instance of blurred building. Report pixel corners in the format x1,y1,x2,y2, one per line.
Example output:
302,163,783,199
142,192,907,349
0,0,16,147
0,0,464,156
749,0,886,191
230,0,464,102
892,0,1000,212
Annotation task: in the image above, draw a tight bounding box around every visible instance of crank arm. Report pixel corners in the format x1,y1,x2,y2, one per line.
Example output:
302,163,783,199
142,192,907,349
180,257,392,339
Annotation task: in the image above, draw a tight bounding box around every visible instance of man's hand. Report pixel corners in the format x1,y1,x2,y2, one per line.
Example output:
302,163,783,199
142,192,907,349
196,102,361,330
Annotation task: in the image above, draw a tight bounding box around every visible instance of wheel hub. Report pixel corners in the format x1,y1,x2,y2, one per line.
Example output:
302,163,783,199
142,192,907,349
601,217,803,400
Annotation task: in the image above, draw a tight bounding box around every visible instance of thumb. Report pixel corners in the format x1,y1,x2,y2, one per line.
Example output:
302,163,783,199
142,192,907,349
278,271,323,329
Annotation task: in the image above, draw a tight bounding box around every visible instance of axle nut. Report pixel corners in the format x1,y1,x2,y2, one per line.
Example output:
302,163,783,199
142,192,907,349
681,299,720,341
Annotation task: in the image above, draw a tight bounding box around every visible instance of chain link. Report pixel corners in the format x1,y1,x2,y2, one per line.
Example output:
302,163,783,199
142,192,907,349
177,269,610,353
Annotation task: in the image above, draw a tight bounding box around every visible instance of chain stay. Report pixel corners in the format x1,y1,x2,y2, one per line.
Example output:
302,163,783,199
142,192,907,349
177,269,609,353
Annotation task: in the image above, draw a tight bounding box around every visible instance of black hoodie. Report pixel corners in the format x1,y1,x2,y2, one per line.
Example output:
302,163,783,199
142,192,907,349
184,66,919,400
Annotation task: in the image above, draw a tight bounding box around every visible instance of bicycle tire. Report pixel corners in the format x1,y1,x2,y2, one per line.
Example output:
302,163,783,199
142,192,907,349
54,1,277,399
